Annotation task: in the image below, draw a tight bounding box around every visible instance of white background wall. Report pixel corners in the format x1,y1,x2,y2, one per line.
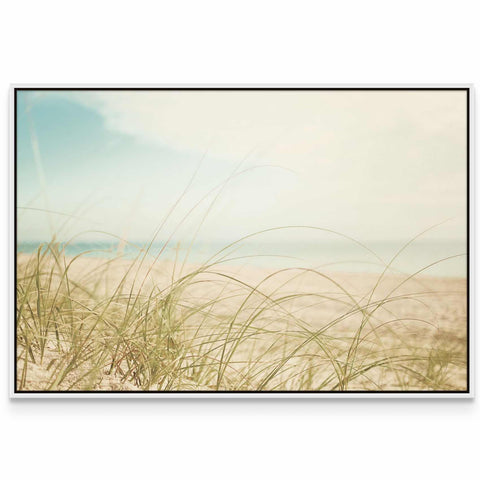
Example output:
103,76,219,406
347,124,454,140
1,1,478,479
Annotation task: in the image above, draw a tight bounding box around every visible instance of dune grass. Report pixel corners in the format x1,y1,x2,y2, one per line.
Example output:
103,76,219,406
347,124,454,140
15,232,467,392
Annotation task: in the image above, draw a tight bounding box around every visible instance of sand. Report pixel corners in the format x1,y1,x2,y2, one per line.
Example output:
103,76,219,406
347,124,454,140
15,253,468,392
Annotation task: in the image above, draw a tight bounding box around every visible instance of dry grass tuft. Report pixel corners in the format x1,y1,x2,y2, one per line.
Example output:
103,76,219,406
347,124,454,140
16,240,467,392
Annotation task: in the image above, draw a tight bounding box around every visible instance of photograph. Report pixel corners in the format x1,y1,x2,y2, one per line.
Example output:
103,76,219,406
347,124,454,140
13,87,470,394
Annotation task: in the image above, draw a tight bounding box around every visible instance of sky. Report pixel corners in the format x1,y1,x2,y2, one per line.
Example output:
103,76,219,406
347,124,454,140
16,89,467,246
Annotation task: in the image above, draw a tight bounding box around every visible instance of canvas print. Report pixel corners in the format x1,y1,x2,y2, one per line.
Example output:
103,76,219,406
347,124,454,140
14,87,469,394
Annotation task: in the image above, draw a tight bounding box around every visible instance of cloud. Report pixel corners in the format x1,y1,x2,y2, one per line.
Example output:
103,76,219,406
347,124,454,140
50,89,467,240
63,89,464,161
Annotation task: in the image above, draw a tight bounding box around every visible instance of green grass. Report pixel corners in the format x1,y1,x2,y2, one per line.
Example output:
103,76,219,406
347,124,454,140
15,234,467,392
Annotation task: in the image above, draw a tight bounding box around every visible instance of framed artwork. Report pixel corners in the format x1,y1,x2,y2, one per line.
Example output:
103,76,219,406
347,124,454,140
11,86,472,397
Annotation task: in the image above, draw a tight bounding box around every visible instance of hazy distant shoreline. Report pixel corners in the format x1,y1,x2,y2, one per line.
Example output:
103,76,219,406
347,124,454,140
17,238,467,278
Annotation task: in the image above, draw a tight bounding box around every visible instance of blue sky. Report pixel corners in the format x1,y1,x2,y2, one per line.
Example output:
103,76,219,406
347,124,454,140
16,90,467,245
17,91,221,243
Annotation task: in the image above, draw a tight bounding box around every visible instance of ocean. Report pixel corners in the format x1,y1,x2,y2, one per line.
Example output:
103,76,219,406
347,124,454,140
17,238,467,278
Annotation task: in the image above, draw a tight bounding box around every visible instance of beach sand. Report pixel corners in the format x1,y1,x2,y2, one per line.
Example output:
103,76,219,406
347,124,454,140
16,252,468,392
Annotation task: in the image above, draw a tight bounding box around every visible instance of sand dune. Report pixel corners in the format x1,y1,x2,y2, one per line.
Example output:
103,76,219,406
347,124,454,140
16,252,468,392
